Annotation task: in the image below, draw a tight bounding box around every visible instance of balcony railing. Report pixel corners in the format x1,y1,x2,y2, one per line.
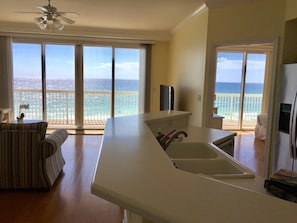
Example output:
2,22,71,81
14,90,262,129
14,89,139,126
214,93,263,129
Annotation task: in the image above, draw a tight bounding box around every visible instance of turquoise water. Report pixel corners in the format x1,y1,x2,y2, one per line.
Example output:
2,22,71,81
215,82,264,94
14,78,139,121
14,79,263,121
215,82,263,120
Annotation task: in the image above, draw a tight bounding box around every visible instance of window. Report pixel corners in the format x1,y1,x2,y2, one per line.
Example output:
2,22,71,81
45,44,75,124
114,48,144,117
83,46,112,125
214,44,272,130
12,41,148,129
13,43,43,119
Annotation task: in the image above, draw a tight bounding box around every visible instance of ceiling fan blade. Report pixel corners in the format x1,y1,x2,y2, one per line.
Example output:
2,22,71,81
15,12,43,15
57,15,76,24
19,1,78,30
35,5,49,13
58,12,79,18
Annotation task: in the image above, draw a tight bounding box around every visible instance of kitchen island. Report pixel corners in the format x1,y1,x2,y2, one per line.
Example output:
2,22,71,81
91,111,297,223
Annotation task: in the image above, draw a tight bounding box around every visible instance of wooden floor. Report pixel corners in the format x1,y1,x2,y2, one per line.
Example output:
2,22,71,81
233,131,265,177
0,132,265,223
0,135,122,223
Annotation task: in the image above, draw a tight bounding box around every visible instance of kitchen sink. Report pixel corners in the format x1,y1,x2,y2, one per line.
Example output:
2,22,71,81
172,158,254,179
166,142,219,159
165,142,254,179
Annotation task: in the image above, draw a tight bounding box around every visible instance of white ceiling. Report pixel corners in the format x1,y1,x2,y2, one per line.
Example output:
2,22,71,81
0,0,252,40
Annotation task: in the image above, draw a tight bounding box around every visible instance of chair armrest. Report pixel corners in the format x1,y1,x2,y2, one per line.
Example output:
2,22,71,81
40,129,68,159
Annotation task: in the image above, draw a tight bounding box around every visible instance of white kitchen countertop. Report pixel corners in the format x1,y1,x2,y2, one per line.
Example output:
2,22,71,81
91,111,297,223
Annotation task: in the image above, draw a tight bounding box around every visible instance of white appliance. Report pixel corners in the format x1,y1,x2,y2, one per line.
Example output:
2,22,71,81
274,63,297,173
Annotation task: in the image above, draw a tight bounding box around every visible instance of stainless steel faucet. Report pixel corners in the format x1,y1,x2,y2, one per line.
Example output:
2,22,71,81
157,129,176,147
157,129,188,150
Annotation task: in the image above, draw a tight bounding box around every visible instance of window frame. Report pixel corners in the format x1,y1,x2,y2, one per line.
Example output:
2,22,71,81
12,38,150,129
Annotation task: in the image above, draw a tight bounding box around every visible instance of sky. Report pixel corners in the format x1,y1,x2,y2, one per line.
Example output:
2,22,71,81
12,43,141,80
13,43,267,83
216,52,266,83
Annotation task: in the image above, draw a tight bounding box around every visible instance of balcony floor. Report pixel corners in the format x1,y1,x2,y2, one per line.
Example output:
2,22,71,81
222,120,256,130
47,120,106,132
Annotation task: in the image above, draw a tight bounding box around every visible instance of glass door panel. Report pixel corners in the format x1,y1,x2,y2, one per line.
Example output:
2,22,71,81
114,48,141,117
83,46,112,126
13,43,43,120
45,44,75,125
215,50,267,130
242,53,266,129
13,42,147,129
215,52,244,129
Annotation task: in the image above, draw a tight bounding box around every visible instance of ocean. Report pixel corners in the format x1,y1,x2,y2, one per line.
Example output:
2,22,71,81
14,78,139,91
215,82,264,94
14,78,263,122
14,78,140,121
14,78,263,94
214,82,263,121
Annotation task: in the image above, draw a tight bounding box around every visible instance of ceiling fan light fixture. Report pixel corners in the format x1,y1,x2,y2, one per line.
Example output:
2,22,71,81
34,17,47,30
19,0,78,31
53,19,64,31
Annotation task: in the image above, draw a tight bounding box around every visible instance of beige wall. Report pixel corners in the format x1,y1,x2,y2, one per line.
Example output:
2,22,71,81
282,19,297,64
147,0,288,177
285,0,297,21
283,0,297,64
203,0,286,127
150,42,169,112
0,37,13,114
167,8,208,126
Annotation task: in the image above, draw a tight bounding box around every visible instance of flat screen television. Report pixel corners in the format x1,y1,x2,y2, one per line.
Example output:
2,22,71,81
160,84,174,111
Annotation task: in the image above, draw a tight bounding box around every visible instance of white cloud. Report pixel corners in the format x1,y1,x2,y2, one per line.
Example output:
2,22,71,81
116,62,139,79
85,62,140,80
216,59,266,83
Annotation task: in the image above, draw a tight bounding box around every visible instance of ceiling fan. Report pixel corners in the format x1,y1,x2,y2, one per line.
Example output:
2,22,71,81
18,0,79,31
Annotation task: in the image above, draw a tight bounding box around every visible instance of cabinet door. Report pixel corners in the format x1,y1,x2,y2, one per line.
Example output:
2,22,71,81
216,138,234,156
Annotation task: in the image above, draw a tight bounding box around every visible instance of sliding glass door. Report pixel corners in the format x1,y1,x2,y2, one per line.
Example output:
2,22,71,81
13,43,43,120
45,44,75,124
83,46,144,127
13,43,75,125
214,50,267,130
13,41,147,129
242,53,266,129
114,48,143,117
83,46,112,126
215,52,244,129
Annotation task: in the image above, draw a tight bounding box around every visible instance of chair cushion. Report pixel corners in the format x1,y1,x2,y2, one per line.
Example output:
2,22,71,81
0,121,48,139
0,121,49,189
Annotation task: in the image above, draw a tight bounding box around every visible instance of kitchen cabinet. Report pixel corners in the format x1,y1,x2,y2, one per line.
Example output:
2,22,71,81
214,136,234,156
145,112,190,135
210,114,224,129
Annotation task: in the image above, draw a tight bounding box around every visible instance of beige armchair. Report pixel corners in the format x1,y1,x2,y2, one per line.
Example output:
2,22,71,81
0,121,68,190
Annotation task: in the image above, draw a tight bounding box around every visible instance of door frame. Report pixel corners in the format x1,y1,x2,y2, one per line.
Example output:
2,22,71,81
214,43,274,130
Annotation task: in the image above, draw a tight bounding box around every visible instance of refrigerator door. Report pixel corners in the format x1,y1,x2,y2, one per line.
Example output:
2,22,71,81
274,64,297,172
